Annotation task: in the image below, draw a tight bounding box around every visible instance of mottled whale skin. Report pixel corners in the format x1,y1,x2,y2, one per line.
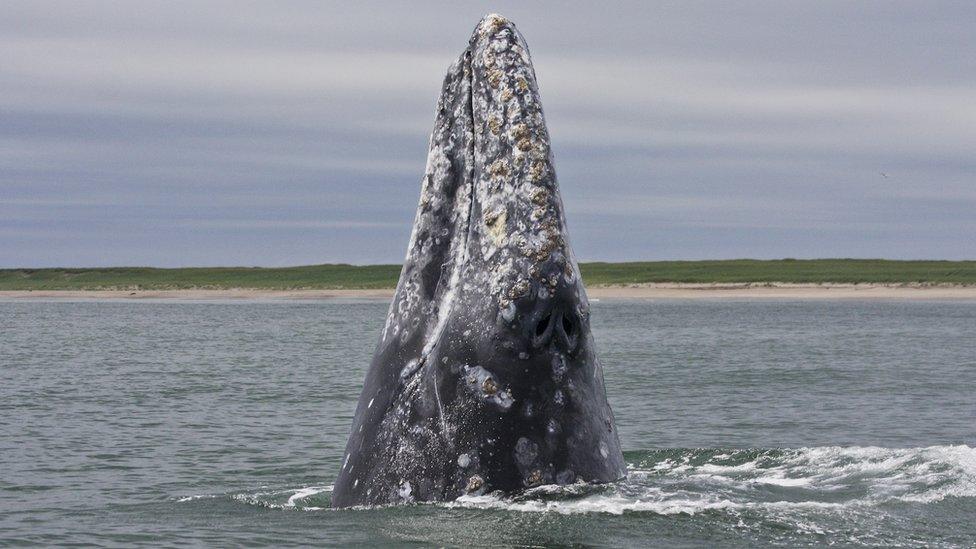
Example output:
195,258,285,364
331,14,625,508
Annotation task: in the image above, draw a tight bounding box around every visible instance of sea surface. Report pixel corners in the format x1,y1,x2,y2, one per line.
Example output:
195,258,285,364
1,298,974,547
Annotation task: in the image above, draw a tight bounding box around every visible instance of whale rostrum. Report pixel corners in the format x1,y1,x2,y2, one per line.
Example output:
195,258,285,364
331,14,626,508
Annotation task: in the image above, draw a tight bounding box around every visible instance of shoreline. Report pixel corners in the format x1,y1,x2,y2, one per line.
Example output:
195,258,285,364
3,283,976,301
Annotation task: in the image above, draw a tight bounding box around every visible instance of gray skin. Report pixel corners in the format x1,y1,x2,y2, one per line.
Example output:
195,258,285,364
331,14,625,508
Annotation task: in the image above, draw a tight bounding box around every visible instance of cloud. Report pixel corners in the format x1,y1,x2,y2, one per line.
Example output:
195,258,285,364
177,219,405,230
1,1,975,266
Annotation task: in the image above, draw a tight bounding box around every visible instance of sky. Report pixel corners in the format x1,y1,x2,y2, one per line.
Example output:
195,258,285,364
2,1,974,267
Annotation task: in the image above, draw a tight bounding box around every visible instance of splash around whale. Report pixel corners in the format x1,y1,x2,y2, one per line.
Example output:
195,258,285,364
331,14,626,508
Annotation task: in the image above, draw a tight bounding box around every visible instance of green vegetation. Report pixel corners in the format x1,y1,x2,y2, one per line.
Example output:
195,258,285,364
578,259,976,285
1,260,975,290
0,264,402,290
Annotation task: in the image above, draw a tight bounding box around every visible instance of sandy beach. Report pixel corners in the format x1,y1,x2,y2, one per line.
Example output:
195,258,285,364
3,283,976,300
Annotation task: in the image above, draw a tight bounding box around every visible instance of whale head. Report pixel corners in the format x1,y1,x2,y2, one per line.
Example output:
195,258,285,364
331,14,625,508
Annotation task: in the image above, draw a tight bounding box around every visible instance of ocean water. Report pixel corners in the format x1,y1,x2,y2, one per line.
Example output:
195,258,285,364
1,298,974,547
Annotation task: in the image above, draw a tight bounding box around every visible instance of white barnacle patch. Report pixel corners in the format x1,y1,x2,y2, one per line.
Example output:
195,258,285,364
482,376,497,394
512,157,527,179
530,187,548,206
528,159,547,183
500,300,517,323
465,474,485,494
487,114,503,135
483,208,507,247
564,265,577,284
479,13,508,37
511,122,531,141
487,68,504,88
398,481,413,501
599,440,609,459
511,42,529,64
508,277,530,300
491,34,510,53
464,365,514,411
512,125,533,153
487,159,509,178
514,437,538,469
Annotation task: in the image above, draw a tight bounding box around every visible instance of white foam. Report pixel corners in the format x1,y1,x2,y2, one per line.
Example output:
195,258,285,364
207,446,976,517
767,445,976,503
751,476,812,487
229,484,334,511
176,494,217,502
442,445,976,516
445,492,852,516
285,485,333,509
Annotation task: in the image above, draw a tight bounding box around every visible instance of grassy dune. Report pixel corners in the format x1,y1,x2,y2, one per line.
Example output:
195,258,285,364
1,260,974,291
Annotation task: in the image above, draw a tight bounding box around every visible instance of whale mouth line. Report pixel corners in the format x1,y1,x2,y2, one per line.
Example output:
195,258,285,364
417,47,477,363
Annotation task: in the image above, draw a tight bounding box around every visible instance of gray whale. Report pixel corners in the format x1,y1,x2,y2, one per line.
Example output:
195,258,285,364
331,14,626,508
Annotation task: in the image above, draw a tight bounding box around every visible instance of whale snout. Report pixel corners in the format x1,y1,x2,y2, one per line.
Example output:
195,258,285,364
331,14,625,508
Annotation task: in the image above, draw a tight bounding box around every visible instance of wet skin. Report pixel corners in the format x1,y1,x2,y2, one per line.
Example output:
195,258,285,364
331,14,625,508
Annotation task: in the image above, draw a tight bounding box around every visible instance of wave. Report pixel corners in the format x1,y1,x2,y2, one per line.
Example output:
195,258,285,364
446,445,976,516
179,445,975,517
642,445,976,502
178,484,334,511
